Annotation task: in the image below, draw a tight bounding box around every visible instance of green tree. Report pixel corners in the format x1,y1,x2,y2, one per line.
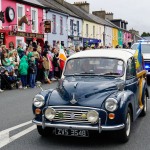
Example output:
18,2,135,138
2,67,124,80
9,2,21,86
141,32,150,37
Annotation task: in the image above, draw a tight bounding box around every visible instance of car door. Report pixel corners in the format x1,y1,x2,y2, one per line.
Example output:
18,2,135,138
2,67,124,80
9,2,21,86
125,57,139,112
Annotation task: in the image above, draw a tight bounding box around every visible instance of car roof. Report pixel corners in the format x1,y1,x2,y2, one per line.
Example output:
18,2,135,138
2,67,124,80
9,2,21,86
133,42,150,45
68,49,136,62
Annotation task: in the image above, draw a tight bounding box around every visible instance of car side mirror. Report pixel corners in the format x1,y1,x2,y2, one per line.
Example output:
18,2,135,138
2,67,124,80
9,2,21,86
36,81,43,91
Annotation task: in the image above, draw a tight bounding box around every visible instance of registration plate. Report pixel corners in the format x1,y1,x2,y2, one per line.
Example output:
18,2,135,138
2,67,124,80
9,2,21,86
55,128,89,137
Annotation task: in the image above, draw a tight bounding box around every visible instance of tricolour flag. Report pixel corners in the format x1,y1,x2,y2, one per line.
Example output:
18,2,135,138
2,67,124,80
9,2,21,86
59,45,67,61
134,42,142,69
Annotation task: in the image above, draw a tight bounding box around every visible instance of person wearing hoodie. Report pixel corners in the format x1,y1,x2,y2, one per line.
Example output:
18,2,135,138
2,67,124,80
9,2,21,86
28,56,37,88
19,55,28,89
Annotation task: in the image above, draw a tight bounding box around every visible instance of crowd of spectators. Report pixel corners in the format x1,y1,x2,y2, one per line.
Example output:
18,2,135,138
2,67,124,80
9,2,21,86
0,40,69,92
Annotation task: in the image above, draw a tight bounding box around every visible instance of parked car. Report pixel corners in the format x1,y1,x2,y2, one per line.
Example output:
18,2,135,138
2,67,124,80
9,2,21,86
132,41,150,83
32,49,148,143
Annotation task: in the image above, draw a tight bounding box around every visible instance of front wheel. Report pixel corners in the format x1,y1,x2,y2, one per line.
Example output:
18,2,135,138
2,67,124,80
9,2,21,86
118,108,131,143
37,126,52,137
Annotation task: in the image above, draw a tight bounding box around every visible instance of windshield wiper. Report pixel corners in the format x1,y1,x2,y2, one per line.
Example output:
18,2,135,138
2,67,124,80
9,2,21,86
78,72,96,75
64,72,97,76
100,72,121,76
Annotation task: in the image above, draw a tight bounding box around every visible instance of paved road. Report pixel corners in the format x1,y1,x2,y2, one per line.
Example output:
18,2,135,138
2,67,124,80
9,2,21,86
0,83,150,150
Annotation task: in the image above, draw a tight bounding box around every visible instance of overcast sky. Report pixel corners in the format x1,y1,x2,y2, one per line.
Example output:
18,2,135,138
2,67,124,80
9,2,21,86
66,0,149,35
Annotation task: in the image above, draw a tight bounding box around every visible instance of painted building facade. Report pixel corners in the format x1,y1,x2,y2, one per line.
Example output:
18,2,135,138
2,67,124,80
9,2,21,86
0,0,44,48
123,31,132,47
105,26,112,47
82,20,104,47
44,9,68,47
68,16,83,47
118,29,123,46
112,28,118,48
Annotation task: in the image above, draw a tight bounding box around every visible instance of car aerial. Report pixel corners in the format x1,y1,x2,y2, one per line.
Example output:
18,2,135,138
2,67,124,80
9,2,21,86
132,40,150,83
32,49,148,143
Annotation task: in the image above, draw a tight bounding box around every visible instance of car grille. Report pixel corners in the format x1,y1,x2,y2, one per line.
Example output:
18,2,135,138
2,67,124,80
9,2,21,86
50,107,98,124
54,109,90,124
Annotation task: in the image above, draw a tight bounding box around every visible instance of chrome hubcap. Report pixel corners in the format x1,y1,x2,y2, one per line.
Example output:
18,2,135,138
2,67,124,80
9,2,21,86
126,113,131,137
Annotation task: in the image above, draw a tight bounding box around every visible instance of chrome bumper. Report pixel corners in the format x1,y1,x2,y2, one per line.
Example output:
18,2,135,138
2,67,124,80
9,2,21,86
32,119,125,132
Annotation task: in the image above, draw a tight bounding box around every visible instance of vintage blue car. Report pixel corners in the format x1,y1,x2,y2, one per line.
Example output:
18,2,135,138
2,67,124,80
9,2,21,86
32,49,148,143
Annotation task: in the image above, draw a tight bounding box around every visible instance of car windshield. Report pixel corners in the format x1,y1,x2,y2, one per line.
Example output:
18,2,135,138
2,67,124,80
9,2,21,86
132,43,150,53
64,58,124,76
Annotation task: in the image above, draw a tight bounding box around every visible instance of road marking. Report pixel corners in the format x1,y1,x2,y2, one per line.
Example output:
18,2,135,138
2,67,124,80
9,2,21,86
0,120,32,134
0,121,36,148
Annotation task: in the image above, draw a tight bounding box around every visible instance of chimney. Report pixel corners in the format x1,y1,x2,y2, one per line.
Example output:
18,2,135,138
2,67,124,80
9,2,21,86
92,10,106,19
124,21,128,30
105,12,113,20
74,1,90,13
121,20,125,29
55,0,64,4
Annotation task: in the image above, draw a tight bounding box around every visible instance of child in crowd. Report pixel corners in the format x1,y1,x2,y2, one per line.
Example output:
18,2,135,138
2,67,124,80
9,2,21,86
1,70,18,90
1,51,15,76
28,56,36,88
18,55,28,89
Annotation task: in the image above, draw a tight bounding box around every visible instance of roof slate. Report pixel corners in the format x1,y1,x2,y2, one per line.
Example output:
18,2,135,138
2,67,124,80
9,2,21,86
63,1,118,28
45,0,80,18
21,0,44,7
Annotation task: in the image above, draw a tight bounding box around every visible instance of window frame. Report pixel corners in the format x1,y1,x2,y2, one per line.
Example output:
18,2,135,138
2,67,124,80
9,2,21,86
31,7,38,33
86,24,88,38
77,21,79,36
93,25,95,38
52,14,56,34
70,19,73,36
17,3,25,31
16,36,24,47
60,16,63,35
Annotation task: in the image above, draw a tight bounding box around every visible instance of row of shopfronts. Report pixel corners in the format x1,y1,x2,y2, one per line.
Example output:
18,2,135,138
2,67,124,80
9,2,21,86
0,0,138,49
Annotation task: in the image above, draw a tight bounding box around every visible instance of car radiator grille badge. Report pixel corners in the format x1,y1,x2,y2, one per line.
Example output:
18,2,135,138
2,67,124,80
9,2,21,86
70,113,75,119
70,93,78,104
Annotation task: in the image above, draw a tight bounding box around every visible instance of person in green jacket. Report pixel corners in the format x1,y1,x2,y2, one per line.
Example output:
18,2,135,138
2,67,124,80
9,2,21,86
18,55,28,89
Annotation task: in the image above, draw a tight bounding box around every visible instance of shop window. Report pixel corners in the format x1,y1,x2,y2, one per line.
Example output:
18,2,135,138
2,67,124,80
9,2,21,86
52,15,56,34
31,8,38,33
17,4,25,31
60,16,63,35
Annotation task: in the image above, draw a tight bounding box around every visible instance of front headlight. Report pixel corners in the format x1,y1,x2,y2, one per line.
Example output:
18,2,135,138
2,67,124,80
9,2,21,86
105,98,118,112
45,107,56,120
87,110,99,124
33,94,45,108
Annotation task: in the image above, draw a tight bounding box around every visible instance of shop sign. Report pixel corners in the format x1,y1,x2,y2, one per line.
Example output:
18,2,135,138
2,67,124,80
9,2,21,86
44,21,51,33
9,31,44,38
73,36,80,41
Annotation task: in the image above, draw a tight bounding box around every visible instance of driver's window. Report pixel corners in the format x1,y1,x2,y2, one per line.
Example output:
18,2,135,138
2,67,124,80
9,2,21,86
126,57,136,79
